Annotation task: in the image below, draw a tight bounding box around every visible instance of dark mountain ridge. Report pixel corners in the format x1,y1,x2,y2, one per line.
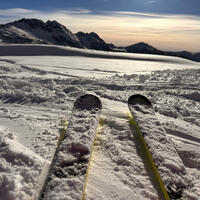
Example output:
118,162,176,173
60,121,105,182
75,31,115,51
125,42,162,55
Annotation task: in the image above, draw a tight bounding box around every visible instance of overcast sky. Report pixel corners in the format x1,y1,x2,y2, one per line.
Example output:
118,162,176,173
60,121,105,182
0,0,200,52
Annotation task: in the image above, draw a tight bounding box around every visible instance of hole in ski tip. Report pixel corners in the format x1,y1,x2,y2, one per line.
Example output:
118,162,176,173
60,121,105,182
128,94,152,107
74,94,102,110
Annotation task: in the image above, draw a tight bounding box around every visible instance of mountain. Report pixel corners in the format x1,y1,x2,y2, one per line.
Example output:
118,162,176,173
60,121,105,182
0,18,199,62
125,42,162,55
75,31,116,51
126,43,200,62
0,18,82,48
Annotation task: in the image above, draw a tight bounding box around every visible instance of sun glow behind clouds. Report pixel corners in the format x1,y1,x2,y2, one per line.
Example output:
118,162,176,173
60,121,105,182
0,8,200,52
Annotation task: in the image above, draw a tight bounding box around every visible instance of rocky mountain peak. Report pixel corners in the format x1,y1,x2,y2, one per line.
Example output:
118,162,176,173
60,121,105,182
88,32,104,42
75,31,116,51
9,18,45,28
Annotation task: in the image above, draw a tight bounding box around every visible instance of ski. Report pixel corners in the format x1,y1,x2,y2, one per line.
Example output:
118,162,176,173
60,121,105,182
128,94,191,200
39,94,102,200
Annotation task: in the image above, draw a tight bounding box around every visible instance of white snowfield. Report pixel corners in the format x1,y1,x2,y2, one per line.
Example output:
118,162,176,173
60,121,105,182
0,44,199,200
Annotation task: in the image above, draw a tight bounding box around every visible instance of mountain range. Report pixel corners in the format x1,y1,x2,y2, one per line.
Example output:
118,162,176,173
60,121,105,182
0,18,199,62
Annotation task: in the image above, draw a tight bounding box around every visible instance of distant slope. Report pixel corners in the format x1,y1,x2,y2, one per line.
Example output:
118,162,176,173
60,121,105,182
163,51,200,62
0,44,196,66
0,18,82,48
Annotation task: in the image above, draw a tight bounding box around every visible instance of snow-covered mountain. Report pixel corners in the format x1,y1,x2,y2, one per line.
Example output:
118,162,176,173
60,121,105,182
0,18,200,62
0,18,82,48
75,31,116,51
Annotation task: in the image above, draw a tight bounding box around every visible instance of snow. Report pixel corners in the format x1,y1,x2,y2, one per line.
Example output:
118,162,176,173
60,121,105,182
0,44,199,199
0,126,44,200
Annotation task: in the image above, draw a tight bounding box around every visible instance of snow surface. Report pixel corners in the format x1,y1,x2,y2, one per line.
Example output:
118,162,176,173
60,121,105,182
0,44,199,199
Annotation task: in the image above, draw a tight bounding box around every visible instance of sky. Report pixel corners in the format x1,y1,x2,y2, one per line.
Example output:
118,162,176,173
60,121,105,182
0,0,200,52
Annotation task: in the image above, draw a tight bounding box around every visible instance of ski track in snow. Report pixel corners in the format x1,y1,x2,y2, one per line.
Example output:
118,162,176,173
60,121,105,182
0,45,199,199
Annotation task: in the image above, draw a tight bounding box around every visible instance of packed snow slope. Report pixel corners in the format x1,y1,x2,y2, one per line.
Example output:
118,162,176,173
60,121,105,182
0,44,195,64
0,44,199,200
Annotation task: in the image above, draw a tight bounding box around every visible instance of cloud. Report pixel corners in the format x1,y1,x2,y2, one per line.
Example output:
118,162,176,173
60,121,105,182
103,11,166,18
0,8,200,52
144,0,156,4
55,9,91,15
0,8,40,16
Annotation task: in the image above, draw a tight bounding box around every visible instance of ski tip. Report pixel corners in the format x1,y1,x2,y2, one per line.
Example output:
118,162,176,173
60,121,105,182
128,94,152,107
74,94,102,110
